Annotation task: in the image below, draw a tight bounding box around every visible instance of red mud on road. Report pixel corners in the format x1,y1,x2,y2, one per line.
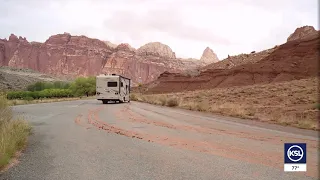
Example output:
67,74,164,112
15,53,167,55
74,114,91,129
74,105,319,178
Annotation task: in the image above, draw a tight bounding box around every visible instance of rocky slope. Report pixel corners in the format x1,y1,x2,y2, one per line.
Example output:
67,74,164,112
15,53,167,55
201,47,276,71
0,66,62,90
139,26,319,94
0,33,208,85
201,25,319,71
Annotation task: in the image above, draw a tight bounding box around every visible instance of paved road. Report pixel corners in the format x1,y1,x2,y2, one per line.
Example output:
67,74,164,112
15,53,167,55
0,99,318,180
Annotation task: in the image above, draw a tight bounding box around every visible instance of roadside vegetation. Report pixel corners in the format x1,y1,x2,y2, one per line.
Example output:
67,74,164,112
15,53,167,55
0,76,97,169
0,93,31,169
130,77,318,130
4,76,96,106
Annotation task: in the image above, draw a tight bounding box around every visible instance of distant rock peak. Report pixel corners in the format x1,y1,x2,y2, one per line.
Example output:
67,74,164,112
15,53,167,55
287,25,317,42
104,40,118,49
9,34,19,42
137,42,176,59
116,43,136,52
200,47,219,64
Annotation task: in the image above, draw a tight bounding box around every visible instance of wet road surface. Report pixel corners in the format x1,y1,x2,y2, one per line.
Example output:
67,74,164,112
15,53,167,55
0,99,318,180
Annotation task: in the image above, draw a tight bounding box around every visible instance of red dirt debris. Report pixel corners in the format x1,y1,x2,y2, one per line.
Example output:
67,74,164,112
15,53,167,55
75,105,318,178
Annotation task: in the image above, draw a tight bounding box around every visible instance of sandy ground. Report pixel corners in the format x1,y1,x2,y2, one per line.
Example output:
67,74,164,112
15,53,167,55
0,99,318,180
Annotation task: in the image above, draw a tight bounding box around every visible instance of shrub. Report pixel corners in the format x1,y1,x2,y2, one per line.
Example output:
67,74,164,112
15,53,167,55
130,94,138,101
69,76,96,97
196,102,210,111
23,96,34,101
166,97,179,107
158,95,167,106
27,81,71,91
7,89,74,100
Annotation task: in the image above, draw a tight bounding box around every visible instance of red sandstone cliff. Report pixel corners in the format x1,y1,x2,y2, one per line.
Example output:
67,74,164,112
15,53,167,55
0,33,207,85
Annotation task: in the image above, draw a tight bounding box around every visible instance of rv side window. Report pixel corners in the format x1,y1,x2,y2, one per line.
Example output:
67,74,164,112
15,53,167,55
121,82,123,87
107,82,118,87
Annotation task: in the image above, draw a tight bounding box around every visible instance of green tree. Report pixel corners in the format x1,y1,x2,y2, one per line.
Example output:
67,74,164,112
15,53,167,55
69,76,96,97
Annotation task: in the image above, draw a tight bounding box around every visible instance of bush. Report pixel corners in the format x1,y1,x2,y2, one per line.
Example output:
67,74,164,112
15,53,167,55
130,94,138,101
27,81,71,91
23,96,34,101
166,97,179,107
195,102,210,111
8,77,96,101
158,95,167,106
7,89,74,100
69,76,96,97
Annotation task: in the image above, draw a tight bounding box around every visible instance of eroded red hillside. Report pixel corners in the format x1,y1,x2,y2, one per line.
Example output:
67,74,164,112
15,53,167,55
141,29,319,94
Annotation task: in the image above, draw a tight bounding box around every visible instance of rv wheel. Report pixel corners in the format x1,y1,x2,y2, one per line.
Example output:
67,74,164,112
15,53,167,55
102,100,108,104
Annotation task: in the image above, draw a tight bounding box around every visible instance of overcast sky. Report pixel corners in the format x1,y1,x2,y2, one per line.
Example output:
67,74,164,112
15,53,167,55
0,0,318,60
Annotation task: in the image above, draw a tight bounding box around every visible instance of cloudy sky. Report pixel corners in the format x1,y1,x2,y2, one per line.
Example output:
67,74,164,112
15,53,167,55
0,0,318,60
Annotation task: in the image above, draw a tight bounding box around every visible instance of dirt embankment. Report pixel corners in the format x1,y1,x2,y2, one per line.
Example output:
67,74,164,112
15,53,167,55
131,77,318,130
140,32,319,94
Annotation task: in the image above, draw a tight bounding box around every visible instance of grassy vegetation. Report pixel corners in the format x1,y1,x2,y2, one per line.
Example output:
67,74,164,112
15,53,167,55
0,93,31,169
7,89,74,100
0,76,97,169
6,96,95,106
26,81,71,91
130,77,319,130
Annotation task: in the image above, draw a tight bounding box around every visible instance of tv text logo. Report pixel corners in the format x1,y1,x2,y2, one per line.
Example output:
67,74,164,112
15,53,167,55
284,143,307,172
287,145,304,162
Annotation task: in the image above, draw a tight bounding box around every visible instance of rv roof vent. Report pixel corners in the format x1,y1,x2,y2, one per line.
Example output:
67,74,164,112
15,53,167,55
111,73,116,76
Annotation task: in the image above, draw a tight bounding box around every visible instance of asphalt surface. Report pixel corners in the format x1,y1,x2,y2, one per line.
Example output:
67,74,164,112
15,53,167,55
0,99,318,180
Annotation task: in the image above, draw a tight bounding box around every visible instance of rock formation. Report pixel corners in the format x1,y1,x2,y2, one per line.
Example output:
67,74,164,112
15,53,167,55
200,47,219,64
0,33,206,85
137,42,176,59
287,25,318,42
115,43,136,52
103,40,118,49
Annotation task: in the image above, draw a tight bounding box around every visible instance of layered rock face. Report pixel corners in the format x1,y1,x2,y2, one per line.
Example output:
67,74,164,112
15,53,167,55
200,47,219,63
0,33,207,85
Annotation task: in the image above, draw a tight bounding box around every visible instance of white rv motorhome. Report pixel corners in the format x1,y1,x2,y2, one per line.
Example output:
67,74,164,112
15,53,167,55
96,74,131,104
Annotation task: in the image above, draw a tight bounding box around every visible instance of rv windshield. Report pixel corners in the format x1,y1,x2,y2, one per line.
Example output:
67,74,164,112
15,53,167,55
107,81,118,87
